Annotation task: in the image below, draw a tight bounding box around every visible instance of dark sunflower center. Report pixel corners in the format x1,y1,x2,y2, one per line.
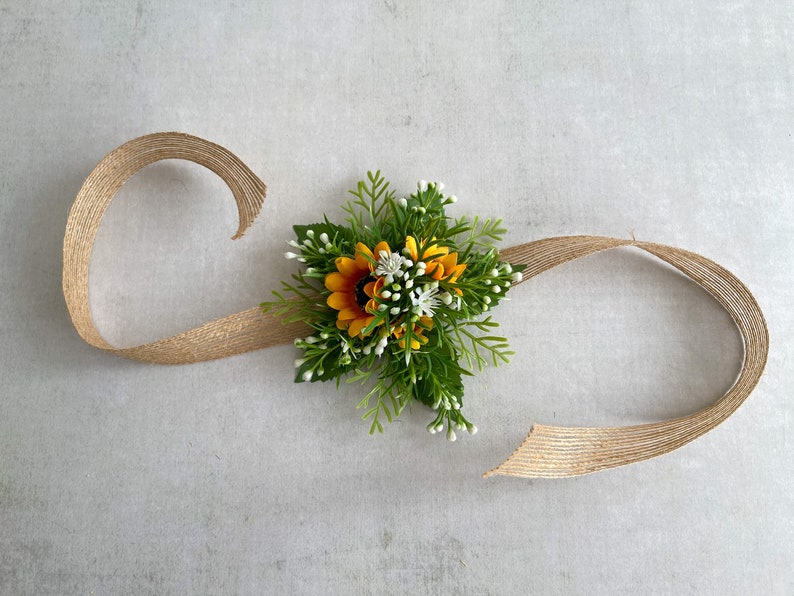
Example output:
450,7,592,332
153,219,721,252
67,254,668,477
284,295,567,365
354,274,373,309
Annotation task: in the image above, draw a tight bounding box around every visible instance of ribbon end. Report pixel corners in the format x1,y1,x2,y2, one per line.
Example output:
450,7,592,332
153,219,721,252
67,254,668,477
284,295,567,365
230,178,267,240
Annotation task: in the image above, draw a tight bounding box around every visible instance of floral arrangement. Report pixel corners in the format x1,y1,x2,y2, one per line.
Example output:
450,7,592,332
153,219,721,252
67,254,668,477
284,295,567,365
262,172,524,440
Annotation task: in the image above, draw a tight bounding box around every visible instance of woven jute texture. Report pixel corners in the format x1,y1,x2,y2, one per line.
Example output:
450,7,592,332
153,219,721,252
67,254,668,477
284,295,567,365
63,132,769,478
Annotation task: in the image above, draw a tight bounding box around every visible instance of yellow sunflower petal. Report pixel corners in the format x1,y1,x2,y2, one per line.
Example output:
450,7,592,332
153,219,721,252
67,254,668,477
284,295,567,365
324,272,351,292
338,307,360,321
328,292,355,310
372,241,391,267
348,316,368,338
361,316,377,336
335,256,360,277
355,242,375,270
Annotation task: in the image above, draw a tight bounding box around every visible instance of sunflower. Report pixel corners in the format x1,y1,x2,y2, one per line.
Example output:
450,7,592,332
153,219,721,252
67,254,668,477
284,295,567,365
405,236,466,293
325,241,389,337
393,316,434,350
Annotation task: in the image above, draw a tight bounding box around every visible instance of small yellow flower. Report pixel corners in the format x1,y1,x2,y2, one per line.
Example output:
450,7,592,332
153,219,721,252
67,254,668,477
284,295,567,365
405,236,466,293
393,316,434,350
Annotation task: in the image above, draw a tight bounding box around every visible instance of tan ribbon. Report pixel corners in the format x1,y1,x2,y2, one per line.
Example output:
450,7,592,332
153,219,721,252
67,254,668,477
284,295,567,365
63,132,769,478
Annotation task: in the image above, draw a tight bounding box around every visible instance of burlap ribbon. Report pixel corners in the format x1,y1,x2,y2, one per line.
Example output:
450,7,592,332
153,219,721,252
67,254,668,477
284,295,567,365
63,132,769,478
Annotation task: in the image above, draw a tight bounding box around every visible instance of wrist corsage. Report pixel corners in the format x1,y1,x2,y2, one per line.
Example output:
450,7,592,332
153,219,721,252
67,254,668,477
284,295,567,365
263,172,524,439
62,132,768,477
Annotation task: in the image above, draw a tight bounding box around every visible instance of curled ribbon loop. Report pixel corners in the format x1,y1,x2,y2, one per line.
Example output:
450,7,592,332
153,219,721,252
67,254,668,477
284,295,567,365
63,132,308,363
63,132,769,478
489,237,768,477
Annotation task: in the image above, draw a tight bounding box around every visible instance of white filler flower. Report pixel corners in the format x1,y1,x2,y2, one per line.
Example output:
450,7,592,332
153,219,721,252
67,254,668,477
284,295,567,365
375,250,408,284
411,284,440,317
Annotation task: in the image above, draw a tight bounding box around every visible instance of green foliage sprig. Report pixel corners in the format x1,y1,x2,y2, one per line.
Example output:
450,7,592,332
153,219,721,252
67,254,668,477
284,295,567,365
262,172,525,440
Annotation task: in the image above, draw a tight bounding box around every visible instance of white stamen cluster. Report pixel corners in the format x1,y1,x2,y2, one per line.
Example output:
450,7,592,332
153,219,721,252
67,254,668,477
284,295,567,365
413,180,457,208
480,262,523,312
411,283,440,317
292,334,334,379
361,333,389,357
375,250,409,284
284,228,341,265
431,391,461,412
371,249,433,321
426,393,478,440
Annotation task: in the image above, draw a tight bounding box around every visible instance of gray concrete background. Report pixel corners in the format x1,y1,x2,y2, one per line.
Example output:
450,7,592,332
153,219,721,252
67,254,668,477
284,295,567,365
1,1,792,594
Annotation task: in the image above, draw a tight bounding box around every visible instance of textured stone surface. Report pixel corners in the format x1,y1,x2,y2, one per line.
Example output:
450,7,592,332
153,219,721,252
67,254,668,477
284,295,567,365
1,1,792,593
